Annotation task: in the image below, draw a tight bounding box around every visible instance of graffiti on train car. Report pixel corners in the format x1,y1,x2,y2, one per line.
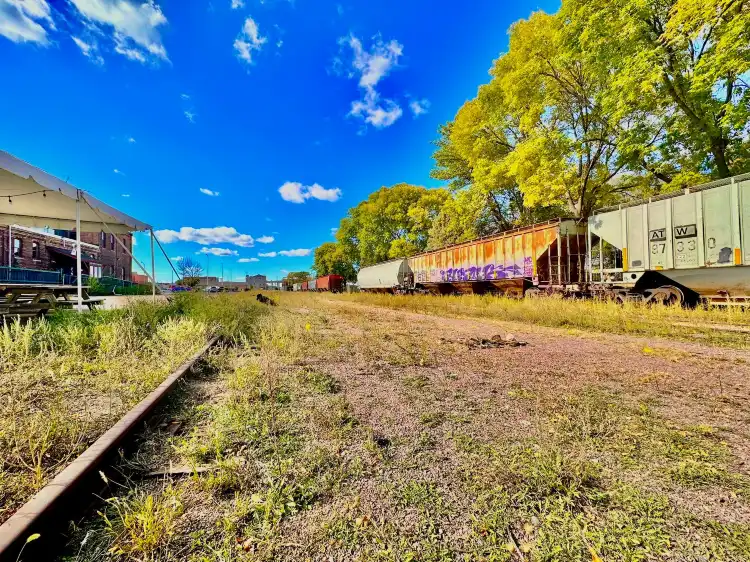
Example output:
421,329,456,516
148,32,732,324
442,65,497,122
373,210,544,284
413,257,534,284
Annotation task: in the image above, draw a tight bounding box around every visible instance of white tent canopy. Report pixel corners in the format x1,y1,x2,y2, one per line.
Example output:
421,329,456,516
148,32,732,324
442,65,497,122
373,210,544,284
0,150,156,310
0,151,150,234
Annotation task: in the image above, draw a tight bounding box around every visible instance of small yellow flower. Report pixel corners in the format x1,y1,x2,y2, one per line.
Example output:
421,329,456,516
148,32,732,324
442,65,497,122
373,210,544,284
305,323,311,331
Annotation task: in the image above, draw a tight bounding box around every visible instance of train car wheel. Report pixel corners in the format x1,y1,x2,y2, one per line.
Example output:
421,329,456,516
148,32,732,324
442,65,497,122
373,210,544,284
645,285,684,306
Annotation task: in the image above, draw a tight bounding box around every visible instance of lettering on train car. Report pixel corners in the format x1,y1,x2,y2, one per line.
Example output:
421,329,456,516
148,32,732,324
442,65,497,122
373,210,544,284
649,229,666,242
674,224,697,238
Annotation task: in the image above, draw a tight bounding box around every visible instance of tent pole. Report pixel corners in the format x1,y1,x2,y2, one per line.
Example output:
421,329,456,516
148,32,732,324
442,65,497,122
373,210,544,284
150,229,156,302
76,190,83,313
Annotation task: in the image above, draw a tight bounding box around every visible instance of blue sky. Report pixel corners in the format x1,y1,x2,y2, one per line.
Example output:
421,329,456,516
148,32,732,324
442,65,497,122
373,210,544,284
0,0,559,282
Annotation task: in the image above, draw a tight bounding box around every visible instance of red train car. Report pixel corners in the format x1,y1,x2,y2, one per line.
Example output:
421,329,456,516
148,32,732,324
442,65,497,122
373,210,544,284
301,281,309,291
316,274,345,293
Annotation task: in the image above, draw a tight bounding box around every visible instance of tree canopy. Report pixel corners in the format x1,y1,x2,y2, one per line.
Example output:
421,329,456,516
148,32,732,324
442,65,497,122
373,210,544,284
313,0,749,274
336,183,450,268
312,242,357,281
286,271,311,284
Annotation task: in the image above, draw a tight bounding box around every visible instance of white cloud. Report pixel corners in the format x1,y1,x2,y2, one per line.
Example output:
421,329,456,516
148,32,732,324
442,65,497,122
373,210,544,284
69,0,169,64
238,257,259,263
155,226,256,247
72,36,104,64
234,16,265,65
350,89,402,128
113,168,124,175
0,0,53,45
258,249,310,257
127,136,136,143
121,193,130,197
344,33,402,89
330,227,338,235
336,33,405,130
198,247,238,256
409,98,430,117
230,0,244,8
171,256,183,261
199,187,220,196
279,181,342,204
336,3,343,16
256,235,274,244
180,93,190,99
279,248,311,257
184,110,196,123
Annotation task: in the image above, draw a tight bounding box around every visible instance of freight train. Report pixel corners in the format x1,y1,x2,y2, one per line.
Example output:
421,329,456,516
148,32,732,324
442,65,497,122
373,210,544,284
292,274,345,293
357,173,750,306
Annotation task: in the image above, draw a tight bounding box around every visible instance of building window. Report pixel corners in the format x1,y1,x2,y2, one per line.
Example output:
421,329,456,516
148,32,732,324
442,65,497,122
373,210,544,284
13,238,22,258
110,234,115,250
100,231,106,247
32,241,40,259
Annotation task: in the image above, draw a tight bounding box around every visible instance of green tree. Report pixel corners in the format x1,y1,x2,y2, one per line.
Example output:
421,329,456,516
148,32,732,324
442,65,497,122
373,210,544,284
312,242,356,280
565,0,750,180
336,183,450,267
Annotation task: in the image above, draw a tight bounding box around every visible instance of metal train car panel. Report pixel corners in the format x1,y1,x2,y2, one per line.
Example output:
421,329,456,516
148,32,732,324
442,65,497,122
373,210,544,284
316,274,345,292
588,173,750,303
408,220,586,296
357,258,412,293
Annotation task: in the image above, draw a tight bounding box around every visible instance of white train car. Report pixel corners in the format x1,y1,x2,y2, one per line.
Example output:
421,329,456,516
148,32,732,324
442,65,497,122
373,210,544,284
357,258,413,293
588,173,750,305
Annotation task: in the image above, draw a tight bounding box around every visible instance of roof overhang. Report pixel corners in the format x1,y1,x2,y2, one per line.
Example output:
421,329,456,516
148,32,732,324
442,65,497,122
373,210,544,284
0,151,151,234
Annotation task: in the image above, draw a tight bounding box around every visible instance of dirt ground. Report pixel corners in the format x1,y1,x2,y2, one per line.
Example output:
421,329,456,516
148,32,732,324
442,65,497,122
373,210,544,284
68,295,750,561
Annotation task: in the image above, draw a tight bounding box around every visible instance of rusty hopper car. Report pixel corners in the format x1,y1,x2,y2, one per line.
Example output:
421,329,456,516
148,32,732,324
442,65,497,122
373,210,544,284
588,173,750,305
301,281,309,291
316,274,345,293
409,220,587,296
357,258,413,293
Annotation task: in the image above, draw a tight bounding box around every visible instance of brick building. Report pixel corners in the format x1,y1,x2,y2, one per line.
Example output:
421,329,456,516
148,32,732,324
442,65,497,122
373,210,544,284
54,229,133,280
0,224,101,276
0,224,133,281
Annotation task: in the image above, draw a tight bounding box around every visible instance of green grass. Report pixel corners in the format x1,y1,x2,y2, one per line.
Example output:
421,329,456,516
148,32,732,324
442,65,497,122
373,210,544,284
57,295,750,562
71,309,365,561
0,294,269,525
337,292,750,347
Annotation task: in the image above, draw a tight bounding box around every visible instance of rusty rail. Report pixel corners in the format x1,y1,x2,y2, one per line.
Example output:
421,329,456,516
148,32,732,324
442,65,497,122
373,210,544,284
0,336,220,561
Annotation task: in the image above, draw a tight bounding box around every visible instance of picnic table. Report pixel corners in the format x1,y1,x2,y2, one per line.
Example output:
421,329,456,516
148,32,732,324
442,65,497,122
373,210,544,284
0,284,104,320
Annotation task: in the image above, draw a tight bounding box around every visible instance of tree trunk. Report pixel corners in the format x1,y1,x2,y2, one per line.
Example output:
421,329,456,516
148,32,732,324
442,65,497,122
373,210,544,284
710,136,731,178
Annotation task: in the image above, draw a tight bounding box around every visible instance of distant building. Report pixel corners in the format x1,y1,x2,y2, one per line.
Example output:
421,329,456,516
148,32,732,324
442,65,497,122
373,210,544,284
267,279,285,290
246,274,267,289
195,276,220,287
131,272,149,285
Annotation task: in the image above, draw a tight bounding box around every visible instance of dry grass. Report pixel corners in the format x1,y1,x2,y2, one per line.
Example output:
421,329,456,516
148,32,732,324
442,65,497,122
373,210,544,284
60,292,750,561
331,292,750,348
0,294,269,525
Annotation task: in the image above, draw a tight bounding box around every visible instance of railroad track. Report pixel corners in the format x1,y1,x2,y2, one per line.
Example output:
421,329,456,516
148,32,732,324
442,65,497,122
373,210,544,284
0,336,220,562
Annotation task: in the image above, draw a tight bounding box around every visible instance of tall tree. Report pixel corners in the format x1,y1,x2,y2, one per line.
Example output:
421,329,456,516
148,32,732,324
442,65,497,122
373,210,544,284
494,11,634,219
312,242,356,280
565,0,750,180
336,184,450,267
176,257,203,287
